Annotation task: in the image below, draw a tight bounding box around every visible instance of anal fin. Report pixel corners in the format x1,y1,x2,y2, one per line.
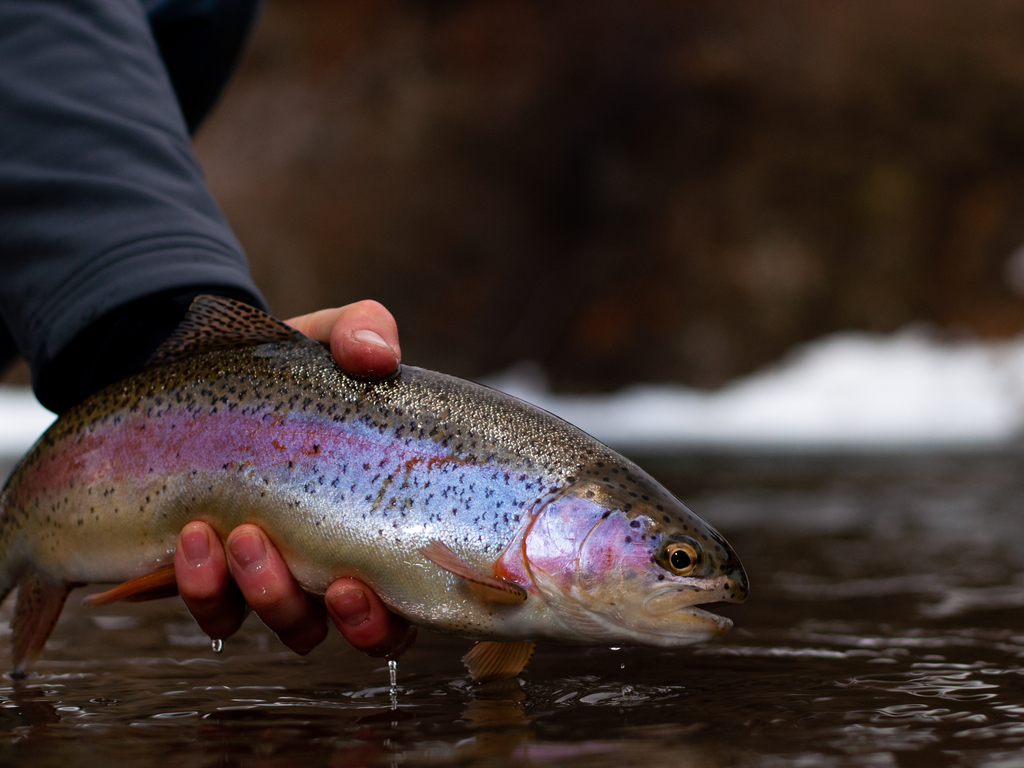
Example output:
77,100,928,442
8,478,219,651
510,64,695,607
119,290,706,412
463,640,536,683
82,565,178,607
419,540,527,605
12,571,75,675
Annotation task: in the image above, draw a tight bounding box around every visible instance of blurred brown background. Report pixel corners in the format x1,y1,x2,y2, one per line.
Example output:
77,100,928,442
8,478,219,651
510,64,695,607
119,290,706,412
14,0,1024,391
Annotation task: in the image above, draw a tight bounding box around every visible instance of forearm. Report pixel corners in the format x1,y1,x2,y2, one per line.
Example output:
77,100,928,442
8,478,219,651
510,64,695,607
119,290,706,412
0,0,264,412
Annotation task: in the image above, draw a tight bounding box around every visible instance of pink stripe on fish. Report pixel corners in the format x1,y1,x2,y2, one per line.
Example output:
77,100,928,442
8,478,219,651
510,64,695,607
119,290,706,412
577,513,656,591
519,493,659,592
522,495,607,590
12,409,443,504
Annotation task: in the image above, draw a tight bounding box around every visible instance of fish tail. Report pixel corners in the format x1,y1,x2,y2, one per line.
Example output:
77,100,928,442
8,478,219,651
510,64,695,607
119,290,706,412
9,570,72,676
0,489,71,676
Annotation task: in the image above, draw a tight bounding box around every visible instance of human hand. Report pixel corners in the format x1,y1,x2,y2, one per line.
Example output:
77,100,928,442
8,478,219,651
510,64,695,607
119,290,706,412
286,300,401,380
174,300,415,658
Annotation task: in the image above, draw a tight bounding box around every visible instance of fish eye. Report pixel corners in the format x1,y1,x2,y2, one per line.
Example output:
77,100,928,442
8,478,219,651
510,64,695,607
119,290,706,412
663,539,701,576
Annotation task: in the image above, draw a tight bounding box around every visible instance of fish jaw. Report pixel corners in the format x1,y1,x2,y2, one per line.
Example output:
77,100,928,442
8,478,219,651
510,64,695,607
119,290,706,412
665,606,734,642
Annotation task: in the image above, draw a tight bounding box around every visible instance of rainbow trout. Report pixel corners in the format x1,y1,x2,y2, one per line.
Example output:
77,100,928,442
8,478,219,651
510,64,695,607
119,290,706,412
0,296,747,680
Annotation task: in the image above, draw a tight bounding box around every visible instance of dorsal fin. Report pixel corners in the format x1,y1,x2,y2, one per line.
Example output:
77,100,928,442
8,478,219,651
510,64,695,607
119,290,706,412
146,295,306,368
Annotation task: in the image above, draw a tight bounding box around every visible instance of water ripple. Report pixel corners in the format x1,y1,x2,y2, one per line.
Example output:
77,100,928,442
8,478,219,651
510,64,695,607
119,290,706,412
842,669,1000,701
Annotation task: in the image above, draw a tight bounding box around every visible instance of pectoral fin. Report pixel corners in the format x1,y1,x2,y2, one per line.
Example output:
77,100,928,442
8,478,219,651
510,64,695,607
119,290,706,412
82,565,178,607
418,540,527,605
463,640,536,683
11,571,75,675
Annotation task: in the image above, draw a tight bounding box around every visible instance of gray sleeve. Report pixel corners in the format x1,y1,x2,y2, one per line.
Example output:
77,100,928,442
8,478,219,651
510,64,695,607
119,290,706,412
0,0,265,408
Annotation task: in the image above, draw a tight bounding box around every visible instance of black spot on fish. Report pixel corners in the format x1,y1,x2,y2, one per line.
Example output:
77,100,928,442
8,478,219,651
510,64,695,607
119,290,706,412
624,536,632,544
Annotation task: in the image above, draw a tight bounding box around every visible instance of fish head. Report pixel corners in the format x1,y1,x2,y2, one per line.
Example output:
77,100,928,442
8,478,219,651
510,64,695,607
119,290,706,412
521,477,747,646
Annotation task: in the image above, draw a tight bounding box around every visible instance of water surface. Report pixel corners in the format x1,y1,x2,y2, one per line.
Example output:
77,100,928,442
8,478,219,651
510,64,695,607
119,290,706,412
4,451,1024,767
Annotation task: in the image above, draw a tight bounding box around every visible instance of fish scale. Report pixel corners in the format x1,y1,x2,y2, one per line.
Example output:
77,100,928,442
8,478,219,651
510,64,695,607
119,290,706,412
0,296,747,674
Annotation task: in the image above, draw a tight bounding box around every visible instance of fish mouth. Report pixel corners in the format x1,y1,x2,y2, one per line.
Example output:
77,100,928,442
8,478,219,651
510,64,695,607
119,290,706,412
644,584,726,616
682,606,734,635
633,587,735,639
624,602,733,643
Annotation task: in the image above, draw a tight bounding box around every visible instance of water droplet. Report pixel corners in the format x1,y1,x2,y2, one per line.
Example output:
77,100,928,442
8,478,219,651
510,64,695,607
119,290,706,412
211,638,223,653
388,659,398,711
620,663,625,670
609,647,621,651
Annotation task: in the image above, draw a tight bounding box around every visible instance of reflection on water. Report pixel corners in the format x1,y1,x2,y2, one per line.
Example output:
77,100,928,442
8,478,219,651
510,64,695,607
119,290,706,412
7,451,1024,766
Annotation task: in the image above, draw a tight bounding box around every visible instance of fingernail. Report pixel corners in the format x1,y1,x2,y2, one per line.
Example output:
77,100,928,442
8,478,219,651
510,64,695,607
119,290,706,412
229,531,266,572
329,588,370,627
352,329,393,352
181,526,210,566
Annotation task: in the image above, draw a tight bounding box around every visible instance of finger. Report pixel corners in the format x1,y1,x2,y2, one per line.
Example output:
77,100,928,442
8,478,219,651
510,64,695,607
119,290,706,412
325,578,417,659
286,300,400,380
174,521,248,640
225,524,329,654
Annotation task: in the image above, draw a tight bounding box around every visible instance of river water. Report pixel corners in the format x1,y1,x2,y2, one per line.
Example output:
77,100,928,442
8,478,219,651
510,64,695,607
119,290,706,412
4,450,1024,767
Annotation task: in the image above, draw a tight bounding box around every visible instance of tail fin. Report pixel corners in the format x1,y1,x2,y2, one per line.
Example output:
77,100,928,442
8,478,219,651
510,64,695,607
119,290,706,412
1,474,73,675
10,570,73,677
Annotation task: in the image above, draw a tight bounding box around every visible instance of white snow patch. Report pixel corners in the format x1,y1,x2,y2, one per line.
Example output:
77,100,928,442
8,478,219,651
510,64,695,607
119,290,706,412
0,385,54,457
482,328,1024,450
